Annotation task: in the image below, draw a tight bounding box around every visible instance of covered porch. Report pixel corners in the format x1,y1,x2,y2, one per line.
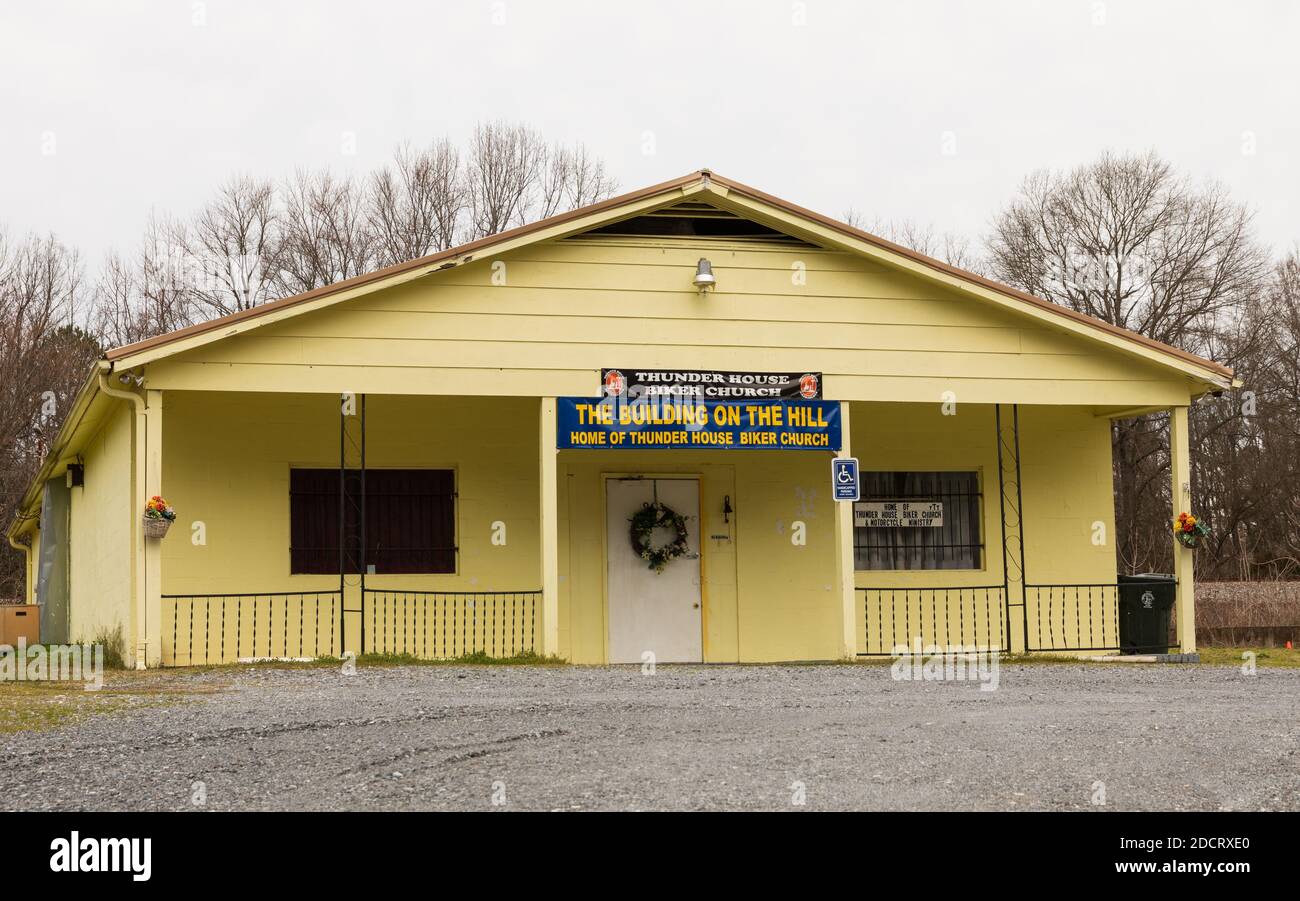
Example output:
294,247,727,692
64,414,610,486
140,389,1196,666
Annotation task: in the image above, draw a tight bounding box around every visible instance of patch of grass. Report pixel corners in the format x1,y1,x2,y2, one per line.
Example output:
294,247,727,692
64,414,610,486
91,625,128,670
0,682,126,734
347,650,568,667
838,652,1108,666
841,647,1300,669
839,652,1178,667
178,649,569,672
1196,646,1300,669
0,670,221,735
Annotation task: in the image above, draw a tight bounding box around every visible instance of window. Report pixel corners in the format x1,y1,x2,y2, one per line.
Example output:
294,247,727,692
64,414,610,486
289,469,456,575
853,471,982,571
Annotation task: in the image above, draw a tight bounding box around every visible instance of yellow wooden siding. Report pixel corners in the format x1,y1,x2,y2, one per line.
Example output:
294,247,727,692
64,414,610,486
145,237,1195,408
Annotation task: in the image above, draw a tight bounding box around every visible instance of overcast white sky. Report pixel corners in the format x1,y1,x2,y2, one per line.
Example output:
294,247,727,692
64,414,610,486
3,1,1297,268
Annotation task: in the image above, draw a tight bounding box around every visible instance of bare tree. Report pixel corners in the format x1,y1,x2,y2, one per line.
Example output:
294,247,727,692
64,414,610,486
536,142,617,220
368,140,466,267
465,121,550,239
274,169,377,295
557,143,617,211
0,229,97,596
985,150,1274,575
846,212,982,271
1194,248,1300,579
93,213,197,349
186,175,278,316
986,150,1269,354
0,230,85,452
462,124,619,241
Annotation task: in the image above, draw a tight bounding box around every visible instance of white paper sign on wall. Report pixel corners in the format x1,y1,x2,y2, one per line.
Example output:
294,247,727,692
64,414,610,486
854,501,944,528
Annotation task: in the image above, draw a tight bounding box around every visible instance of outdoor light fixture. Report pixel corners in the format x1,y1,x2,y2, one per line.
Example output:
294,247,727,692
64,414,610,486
693,258,716,293
723,495,733,523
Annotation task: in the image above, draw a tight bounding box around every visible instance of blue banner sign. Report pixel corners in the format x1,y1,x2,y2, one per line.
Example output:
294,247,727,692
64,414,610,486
557,396,841,451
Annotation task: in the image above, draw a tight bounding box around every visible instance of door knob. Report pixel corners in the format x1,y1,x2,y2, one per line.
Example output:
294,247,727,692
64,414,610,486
692,603,701,609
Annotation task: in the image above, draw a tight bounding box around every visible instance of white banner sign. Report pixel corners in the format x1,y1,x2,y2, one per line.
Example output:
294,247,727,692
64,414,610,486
854,501,944,528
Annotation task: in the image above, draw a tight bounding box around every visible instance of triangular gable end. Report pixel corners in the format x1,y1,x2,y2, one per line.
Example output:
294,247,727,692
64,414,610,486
103,170,1233,393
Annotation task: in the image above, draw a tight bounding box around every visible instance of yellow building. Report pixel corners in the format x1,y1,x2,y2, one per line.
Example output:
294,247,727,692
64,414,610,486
6,171,1232,667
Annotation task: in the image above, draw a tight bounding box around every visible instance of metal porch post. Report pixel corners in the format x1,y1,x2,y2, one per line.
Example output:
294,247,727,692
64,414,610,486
995,404,1028,654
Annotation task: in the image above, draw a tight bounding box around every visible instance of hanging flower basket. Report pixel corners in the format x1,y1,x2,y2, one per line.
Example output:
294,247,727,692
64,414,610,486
143,495,177,539
1173,511,1209,549
629,501,690,573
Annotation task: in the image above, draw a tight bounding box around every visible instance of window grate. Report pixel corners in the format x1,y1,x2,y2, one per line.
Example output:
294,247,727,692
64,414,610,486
290,469,456,575
853,471,983,571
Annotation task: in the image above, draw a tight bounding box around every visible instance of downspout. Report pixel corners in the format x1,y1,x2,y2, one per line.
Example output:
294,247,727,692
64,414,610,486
7,532,32,605
97,365,150,669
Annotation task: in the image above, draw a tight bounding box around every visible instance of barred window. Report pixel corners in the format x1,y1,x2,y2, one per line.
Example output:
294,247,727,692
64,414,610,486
289,469,456,575
853,471,982,571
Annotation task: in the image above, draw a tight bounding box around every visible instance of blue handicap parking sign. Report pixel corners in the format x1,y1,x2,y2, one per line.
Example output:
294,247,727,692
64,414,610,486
832,457,859,502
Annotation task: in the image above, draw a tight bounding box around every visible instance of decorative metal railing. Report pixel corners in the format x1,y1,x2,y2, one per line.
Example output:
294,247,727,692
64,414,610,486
361,589,541,659
160,588,542,666
1023,582,1179,653
161,591,344,666
1023,583,1123,653
858,585,1009,656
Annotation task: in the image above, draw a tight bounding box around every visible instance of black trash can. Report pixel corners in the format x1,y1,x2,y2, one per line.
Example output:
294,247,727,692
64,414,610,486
1117,574,1175,654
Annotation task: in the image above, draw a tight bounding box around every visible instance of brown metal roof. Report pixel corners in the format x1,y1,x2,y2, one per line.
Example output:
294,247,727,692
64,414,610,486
104,169,1233,380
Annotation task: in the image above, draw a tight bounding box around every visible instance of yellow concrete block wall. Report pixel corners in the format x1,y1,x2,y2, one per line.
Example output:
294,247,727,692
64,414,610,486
850,402,1004,654
732,453,840,662
558,450,839,664
1018,405,1118,583
559,452,738,664
847,401,1118,654
1019,404,1121,651
159,392,541,662
67,406,134,648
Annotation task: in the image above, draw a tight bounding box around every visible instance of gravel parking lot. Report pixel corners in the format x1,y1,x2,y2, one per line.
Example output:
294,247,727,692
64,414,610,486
2,662,1298,811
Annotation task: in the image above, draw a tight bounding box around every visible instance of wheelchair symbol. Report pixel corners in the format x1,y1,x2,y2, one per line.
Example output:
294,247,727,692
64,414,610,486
832,458,859,501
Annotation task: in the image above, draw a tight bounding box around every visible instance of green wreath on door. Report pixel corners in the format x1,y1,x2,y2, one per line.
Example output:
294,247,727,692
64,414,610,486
629,501,690,573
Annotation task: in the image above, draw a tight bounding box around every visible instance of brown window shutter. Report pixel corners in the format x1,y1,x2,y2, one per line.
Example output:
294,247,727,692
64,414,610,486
290,468,456,575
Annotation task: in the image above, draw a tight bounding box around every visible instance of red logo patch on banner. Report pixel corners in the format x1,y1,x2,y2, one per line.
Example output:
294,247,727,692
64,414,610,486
603,369,626,397
798,373,819,399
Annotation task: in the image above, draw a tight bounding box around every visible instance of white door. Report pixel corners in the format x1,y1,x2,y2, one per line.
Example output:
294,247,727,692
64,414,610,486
606,478,703,664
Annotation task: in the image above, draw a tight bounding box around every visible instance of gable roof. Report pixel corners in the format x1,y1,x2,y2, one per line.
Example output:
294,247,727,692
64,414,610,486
7,169,1239,541
102,169,1234,386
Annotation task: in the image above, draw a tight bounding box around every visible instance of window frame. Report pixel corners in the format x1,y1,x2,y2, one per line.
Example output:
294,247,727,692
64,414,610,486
287,465,459,577
851,469,985,572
